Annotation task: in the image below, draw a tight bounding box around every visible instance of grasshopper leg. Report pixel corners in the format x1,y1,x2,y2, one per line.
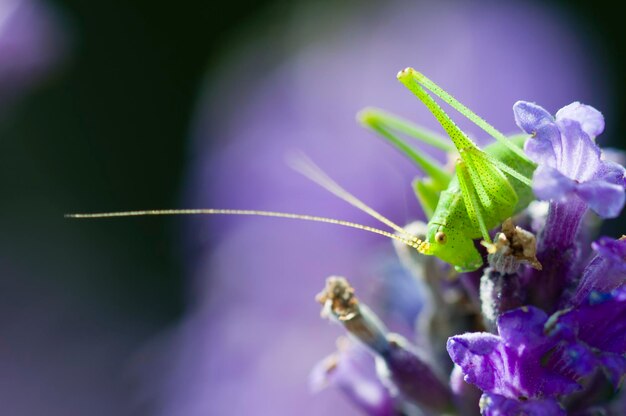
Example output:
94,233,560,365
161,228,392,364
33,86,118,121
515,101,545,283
398,68,533,165
359,108,453,191
358,107,454,152
479,150,532,187
455,159,493,244
462,148,517,212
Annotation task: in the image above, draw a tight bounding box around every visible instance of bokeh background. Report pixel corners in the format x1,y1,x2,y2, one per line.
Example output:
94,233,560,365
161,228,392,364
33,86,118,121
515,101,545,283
0,0,624,414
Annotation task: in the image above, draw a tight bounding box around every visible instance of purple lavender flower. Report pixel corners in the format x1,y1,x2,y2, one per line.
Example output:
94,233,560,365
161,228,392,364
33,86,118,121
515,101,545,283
514,101,625,218
512,101,626,310
443,99,626,413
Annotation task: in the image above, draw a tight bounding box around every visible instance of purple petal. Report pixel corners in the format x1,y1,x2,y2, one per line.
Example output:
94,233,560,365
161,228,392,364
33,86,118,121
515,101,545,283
447,334,508,395
514,101,560,166
496,306,548,347
480,393,565,416
575,180,625,218
532,164,625,218
513,101,559,140
532,165,575,202
555,119,602,181
524,135,559,167
555,102,605,139
595,160,626,188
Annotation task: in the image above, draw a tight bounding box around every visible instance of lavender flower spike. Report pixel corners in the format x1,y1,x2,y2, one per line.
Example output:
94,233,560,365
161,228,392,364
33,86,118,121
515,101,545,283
317,276,452,413
513,101,626,218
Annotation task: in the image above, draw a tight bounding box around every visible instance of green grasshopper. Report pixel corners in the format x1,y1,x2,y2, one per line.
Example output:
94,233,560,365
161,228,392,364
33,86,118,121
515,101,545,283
68,68,537,272
358,68,537,271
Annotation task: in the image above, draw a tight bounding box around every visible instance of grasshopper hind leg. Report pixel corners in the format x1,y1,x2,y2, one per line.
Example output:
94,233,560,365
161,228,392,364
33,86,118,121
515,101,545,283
359,108,456,220
455,160,492,244
455,147,520,245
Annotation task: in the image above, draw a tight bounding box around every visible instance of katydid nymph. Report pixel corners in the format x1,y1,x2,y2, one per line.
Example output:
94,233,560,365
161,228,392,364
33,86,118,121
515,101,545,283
67,68,538,273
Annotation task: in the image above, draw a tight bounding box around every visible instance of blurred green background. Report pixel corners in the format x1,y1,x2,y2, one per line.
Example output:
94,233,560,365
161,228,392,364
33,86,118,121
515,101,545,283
1,0,623,341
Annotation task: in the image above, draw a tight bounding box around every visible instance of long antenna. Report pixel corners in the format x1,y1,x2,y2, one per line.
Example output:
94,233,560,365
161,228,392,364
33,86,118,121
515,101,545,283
287,154,417,240
65,209,427,250
399,68,533,164
67,155,431,254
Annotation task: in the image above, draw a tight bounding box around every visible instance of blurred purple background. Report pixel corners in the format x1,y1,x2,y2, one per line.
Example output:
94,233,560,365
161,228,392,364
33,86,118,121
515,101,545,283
0,0,622,415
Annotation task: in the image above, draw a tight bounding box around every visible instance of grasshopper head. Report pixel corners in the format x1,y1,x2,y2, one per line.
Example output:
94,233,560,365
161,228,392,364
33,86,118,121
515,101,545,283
422,222,483,272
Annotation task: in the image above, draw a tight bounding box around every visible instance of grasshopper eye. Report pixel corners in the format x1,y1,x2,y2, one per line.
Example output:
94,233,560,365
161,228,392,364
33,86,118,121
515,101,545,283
435,231,447,245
